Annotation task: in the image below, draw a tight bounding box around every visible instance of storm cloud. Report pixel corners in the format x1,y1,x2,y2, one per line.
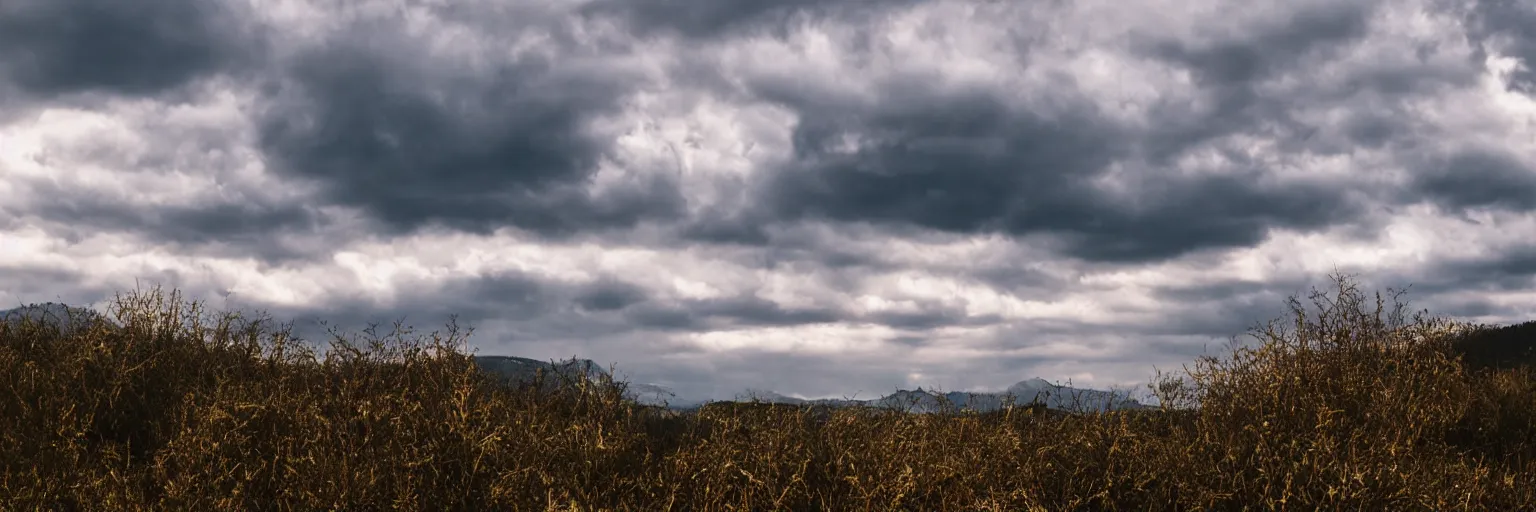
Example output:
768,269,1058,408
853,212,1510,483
3,0,1534,404
0,0,258,97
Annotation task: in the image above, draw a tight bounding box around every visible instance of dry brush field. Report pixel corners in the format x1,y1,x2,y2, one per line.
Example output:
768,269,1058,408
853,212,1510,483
3,272,1535,511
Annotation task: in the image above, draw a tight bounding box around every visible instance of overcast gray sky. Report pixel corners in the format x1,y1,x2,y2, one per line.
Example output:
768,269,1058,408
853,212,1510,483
2,0,1534,403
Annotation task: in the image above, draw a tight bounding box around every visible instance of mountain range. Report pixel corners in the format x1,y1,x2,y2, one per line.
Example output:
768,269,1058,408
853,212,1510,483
1,303,1148,413
722,376,1148,414
473,355,1149,413
0,302,118,337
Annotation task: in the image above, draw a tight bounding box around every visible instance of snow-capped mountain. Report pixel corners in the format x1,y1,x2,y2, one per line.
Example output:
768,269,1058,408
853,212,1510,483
469,355,685,408
466,358,1150,414
707,377,1148,414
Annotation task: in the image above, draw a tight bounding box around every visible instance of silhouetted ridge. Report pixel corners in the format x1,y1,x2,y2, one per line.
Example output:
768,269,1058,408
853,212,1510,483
0,302,118,338
1447,320,1536,373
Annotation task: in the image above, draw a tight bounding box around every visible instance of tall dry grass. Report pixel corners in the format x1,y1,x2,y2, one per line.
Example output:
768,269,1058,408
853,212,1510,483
2,271,1533,510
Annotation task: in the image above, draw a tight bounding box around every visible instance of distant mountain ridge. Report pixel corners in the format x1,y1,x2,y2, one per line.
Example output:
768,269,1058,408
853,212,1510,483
1447,320,1536,373
0,302,119,337
1,303,1147,413
720,376,1148,414
470,355,683,408
468,358,1150,414
0,303,686,407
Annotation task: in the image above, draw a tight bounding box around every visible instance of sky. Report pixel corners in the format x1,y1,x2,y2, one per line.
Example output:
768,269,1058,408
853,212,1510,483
2,0,1535,404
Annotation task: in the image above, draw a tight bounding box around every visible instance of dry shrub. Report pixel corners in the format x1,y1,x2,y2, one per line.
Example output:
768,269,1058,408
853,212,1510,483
2,272,1534,511
1164,273,1504,508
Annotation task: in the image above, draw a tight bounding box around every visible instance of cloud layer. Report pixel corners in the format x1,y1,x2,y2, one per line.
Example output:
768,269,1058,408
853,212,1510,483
3,0,1535,403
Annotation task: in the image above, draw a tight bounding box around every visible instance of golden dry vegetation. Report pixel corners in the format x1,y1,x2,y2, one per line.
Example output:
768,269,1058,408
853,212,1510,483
3,272,1534,511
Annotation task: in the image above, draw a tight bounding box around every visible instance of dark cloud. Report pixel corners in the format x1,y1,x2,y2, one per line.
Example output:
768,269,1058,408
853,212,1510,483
1144,267,1536,349
1056,175,1364,263
1409,148,1536,213
197,262,1001,370
256,30,685,238
1431,297,1504,319
1465,0,1536,95
1435,245,1536,292
756,90,1121,234
708,0,1466,266
25,185,324,264
1136,2,1377,162
1148,3,1374,87
573,279,651,312
1147,277,1311,305
607,284,1008,335
0,0,255,97
0,266,118,310
1290,264,1532,330
444,273,554,320
971,269,1060,297
694,295,843,326
745,85,1365,263
884,335,928,348
581,0,917,39
625,294,842,331
625,304,700,330
680,212,772,245
224,271,562,348
871,306,1001,332
740,226,896,273
1340,112,1404,149
1143,280,1309,340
